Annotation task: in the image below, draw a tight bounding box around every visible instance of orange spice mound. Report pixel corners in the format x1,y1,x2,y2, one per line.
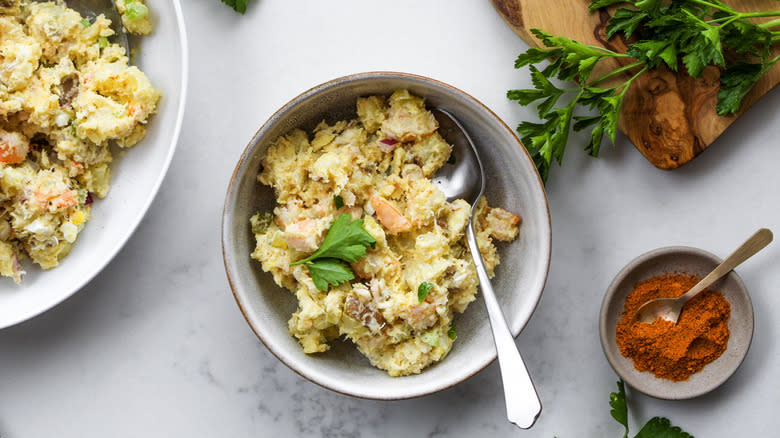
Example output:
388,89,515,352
616,273,731,381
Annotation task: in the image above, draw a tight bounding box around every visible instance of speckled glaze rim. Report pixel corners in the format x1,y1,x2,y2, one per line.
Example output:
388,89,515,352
222,71,552,400
599,246,754,400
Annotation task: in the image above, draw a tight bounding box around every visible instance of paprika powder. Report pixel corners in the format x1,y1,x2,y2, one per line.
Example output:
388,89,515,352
616,273,730,381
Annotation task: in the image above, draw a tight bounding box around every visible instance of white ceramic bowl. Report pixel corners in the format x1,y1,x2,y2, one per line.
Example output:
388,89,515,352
0,2,188,329
222,72,551,399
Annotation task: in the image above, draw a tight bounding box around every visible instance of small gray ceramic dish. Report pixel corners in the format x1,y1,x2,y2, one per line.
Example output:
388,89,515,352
600,246,754,400
222,72,551,400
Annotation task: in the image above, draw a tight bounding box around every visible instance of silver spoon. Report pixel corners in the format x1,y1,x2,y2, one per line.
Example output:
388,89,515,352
431,108,542,429
35,0,129,52
634,228,773,324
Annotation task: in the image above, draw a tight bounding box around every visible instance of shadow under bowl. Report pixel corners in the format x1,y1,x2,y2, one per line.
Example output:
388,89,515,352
600,246,754,400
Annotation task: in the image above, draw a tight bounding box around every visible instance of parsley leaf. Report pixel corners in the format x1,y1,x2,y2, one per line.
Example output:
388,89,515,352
220,0,248,14
589,0,626,12
680,25,725,77
418,282,433,302
721,19,773,57
290,214,375,291
627,41,678,70
515,47,563,68
333,195,344,209
634,417,694,438
447,325,457,340
610,380,629,438
717,57,778,115
606,8,648,39
291,214,376,266
305,259,354,292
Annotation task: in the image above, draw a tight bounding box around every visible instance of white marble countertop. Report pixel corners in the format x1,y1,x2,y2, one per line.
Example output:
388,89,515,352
1,1,779,436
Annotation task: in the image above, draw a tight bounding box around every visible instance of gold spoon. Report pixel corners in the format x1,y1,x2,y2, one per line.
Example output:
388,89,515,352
634,228,773,324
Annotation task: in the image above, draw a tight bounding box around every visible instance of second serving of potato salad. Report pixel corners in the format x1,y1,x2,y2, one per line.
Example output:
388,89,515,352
0,0,159,283
250,90,521,376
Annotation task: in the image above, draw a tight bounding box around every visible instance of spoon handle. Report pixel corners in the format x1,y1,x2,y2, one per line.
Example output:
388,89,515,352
682,228,773,301
466,223,542,429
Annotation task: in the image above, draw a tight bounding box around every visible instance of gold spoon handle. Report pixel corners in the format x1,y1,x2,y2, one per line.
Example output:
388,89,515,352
681,228,773,302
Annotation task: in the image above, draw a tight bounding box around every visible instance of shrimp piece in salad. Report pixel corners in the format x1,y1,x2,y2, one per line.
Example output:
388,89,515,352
34,186,78,211
0,129,29,164
283,218,322,253
371,196,411,234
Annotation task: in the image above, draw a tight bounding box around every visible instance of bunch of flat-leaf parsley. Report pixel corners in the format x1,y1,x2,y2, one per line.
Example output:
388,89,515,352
508,0,780,183
290,214,376,291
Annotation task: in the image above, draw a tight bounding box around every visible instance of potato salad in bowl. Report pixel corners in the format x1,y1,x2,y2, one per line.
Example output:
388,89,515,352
250,90,521,376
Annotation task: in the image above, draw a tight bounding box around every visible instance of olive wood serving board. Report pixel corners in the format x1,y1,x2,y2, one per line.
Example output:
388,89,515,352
491,0,780,169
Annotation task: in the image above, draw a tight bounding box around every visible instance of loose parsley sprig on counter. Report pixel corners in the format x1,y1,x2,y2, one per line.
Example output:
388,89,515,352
608,380,693,438
509,0,780,183
290,213,376,291
220,0,248,14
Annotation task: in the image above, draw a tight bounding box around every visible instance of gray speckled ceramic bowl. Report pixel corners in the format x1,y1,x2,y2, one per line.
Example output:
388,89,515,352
221,72,551,399
600,246,754,400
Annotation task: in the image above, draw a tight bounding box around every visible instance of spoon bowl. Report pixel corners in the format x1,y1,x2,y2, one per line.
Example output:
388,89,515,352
431,109,484,204
35,0,129,52
634,228,772,323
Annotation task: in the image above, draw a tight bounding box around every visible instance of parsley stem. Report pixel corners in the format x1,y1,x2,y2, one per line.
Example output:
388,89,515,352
583,43,629,57
686,0,735,15
683,9,710,27
589,60,644,86
618,66,649,98
740,11,780,19
759,18,780,30
706,12,780,28
717,16,741,28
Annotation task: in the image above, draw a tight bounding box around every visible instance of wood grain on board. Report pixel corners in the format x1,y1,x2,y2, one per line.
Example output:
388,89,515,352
491,0,780,169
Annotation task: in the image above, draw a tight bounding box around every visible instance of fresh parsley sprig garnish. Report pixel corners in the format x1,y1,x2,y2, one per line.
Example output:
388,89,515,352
291,214,376,264
290,214,376,291
509,0,780,183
